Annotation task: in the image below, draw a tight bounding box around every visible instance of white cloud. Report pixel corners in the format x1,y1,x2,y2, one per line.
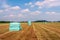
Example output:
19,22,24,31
3,15,7,18
18,14,24,17
21,9,30,13
4,14,15,18
10,6,20,10
2,3,10,8
46,11,56,15
3,14,24,18
30,11,41,15
4,9,9,11
25,2,34,8
44,0,60,7
29,2,32,5
2,6,21,12
18,14,26,18
35,1,44,6
30,5,35,8
25,0,60,9
24,0,60,8
9,14,15,17
25,2,32,6
1,0,10,9
38,7,42,9
0,10,3,13
35,0,60,8
0,0,20,12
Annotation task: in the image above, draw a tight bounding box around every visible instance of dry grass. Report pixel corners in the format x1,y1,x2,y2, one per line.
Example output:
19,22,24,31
0,22,60,40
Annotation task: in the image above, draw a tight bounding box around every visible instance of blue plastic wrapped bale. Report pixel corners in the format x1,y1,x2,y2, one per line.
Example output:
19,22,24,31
9,22,22,31
28,21,31,26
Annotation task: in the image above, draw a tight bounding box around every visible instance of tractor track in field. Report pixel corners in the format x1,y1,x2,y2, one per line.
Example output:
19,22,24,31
38,24,60,37
33,24,52,40
32,23,60,40
0,23,38,40
38,24,60,40
0,23,60,40
43,24,60,33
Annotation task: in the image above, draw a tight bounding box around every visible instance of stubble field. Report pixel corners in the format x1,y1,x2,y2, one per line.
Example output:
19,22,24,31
0,22,60,40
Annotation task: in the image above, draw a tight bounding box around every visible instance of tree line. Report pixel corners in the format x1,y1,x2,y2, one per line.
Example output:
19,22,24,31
0,20,60,23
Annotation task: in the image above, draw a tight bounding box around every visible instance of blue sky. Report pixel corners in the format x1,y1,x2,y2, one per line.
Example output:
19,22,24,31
0,0,60,21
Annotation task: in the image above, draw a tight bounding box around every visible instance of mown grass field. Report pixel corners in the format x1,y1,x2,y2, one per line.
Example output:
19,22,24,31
0,22,60,40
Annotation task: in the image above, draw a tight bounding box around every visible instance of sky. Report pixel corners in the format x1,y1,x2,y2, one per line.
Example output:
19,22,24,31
0,0,60,21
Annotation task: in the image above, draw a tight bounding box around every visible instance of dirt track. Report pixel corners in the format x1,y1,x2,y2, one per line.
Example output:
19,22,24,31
0,23,60,40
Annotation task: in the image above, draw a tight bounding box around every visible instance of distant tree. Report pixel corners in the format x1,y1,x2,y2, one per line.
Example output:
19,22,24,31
57,21,60,22
34,20,48,22
0,21,10,23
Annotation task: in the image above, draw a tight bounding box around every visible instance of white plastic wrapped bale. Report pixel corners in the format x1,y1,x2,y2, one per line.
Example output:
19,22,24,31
28,21,31,26
9,22,22,31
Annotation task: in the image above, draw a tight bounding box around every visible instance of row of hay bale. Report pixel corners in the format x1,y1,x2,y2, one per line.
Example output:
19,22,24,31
9,21,31,31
